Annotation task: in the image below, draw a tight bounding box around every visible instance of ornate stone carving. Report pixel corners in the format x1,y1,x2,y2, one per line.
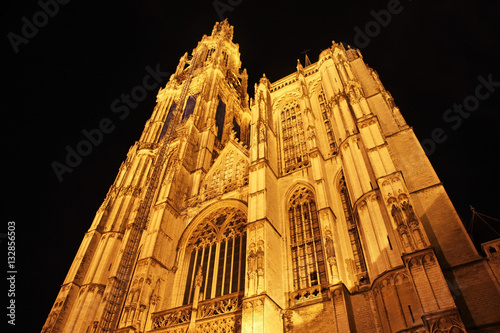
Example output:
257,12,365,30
423,309,466,333
289,284,329,307
391,203,405,226
151,306,192,329
194,265,203,288
186,207,246,250
324,229,340,283
388,192,428,251
151,293,243,331
283,309,293,333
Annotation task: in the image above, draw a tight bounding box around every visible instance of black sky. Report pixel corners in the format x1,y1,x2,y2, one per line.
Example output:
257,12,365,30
3,1,500,332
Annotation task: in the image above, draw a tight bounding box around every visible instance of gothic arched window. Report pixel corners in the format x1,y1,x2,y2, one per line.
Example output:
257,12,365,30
183,207,247,305
281,101,308,174
288,186,327,290
222,50,229,67
206,48,216,62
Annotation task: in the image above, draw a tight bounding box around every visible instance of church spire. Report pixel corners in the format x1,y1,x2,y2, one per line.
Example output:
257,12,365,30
211,18,234,41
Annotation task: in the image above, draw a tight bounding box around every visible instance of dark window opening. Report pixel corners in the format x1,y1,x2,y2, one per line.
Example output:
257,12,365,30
182,94,198,121
159,103,177,141
408,305,415,323
232,118,241,141
215,96,226,140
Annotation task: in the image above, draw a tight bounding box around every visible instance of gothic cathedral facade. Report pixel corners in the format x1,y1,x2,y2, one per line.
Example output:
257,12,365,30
43,20,500,333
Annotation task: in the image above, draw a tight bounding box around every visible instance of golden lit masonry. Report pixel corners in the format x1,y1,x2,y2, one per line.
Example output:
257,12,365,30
43,20,500,333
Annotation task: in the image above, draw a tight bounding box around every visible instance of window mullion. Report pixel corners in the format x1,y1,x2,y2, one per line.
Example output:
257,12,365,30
204,244,213,299
200,246,207,299
211,242,220,298
221,238,228,295
237,235,243,292
300,203,312,288
289,207,299,290
309,201,322,286
188,249,199,303
293,206,303,289
296,205,306,289
230,236,236,293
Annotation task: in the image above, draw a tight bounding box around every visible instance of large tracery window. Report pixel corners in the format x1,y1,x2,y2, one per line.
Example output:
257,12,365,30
288,186,327,290
183,208,247,305
281,101,308,174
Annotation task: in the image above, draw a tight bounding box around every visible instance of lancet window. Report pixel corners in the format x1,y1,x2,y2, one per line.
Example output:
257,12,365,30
222,50,229,67
183,208,247,305
288,186,327,290
281,101,308,174
318,91,337,153
206,48,216,62
158,103,177,141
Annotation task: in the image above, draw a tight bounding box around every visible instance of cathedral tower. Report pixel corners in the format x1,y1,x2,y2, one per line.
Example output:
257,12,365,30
43,20,500,333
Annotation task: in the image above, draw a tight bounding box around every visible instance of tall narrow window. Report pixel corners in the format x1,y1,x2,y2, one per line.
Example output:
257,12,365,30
215,96,226,140
182,94,199,121
206,48,215,62
288,186,327,290
158,103,177,141
222,50,229,67
232,118,241,141
338,172,368,283
183,208,246,305
281,101,308,174
318,91,337,154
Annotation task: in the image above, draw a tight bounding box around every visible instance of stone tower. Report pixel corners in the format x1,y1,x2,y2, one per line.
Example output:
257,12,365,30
42,20,500,333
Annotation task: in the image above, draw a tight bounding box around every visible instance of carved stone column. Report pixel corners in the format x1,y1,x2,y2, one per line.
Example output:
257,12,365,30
187,265,203,333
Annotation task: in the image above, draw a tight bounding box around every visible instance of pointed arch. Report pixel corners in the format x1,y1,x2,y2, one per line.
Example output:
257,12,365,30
177,200,248,305
284,181,316,205
286,184,327,290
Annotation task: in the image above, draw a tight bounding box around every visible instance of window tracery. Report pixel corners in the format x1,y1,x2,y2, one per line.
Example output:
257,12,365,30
281,101,308,174
183,208,247,305
288,186,327,290
200,155,249,200
224,152,234,183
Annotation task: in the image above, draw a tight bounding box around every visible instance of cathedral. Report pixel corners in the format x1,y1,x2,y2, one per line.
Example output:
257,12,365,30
42,20,500,333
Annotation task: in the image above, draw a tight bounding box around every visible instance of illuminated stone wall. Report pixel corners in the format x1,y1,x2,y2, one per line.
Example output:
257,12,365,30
42,20,500,333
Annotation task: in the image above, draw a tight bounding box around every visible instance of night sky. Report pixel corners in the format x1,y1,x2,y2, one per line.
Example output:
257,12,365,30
3,1,500,332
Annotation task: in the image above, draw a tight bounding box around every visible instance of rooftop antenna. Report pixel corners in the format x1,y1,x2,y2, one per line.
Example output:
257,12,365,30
301,49,312,67
468,206,500,241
